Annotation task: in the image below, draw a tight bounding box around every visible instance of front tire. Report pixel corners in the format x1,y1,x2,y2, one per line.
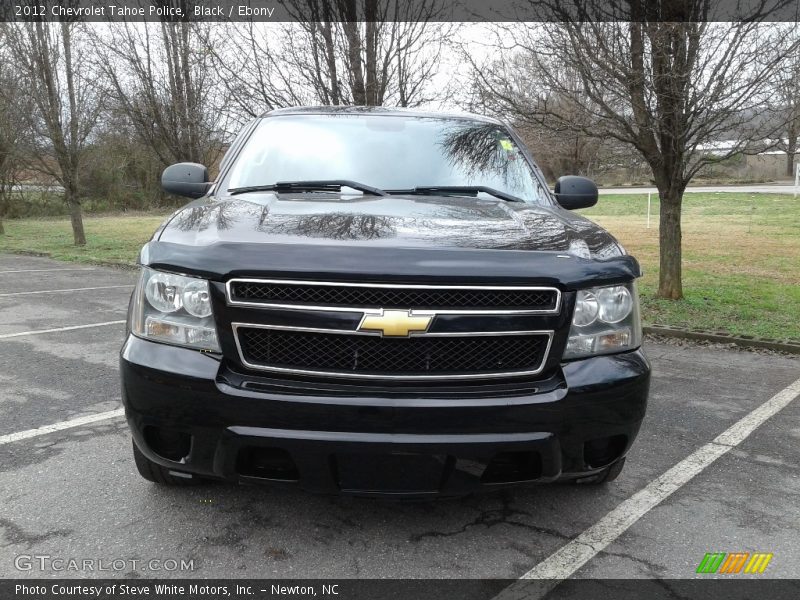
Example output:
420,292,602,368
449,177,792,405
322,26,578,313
132,440,203,486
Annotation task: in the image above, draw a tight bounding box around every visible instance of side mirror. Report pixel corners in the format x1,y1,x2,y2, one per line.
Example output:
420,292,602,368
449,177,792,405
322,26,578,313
161,162,212,199
554,175,598,210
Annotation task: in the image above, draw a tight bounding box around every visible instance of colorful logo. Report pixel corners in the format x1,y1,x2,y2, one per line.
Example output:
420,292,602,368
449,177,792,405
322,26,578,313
697,552,773,574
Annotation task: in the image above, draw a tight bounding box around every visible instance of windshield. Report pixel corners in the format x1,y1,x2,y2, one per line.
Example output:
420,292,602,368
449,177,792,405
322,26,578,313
226,114,548,203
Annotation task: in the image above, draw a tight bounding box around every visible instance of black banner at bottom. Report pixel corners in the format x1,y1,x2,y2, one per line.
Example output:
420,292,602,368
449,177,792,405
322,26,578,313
4,579,800,600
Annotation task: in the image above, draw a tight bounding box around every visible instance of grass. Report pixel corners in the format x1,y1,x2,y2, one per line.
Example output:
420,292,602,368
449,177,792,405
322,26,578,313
1,192,798,340
580,193,800,340
0,212,169,267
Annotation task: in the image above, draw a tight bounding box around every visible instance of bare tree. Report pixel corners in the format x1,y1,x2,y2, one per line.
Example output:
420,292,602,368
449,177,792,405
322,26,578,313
468,5,798,300
0,26,29,235
92,20,226,170
9,20,102,246
208,0,455,121
204,22,311,116
772,39,800,177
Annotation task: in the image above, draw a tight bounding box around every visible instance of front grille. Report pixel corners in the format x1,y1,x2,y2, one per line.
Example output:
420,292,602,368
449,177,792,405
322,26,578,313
236,327,550,379
228,280,559,312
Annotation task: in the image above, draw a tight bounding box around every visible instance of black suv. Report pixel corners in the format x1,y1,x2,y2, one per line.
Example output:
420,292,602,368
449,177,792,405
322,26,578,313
121,107,649,496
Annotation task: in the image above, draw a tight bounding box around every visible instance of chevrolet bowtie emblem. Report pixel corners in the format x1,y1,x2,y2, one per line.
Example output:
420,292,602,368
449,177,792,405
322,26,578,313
358,309,434,337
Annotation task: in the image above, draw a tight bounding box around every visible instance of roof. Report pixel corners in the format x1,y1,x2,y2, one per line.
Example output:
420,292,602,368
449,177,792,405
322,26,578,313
262,105,503,124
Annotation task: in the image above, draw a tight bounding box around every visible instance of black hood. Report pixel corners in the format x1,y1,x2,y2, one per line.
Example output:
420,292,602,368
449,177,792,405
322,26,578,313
157,193,623,256
143,194,639,288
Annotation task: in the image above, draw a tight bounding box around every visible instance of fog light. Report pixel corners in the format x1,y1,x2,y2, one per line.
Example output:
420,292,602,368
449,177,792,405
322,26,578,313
143,426,191,462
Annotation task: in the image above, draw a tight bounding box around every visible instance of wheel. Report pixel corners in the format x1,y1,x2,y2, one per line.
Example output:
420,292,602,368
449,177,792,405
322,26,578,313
132,440,203,486
575,457,626,485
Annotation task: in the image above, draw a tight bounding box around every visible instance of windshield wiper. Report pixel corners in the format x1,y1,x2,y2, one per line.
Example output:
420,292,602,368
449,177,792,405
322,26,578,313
228,180,387,197
386,186,525,203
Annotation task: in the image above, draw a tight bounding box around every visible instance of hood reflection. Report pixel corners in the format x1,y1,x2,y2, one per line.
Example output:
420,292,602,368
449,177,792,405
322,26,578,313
163,195,622,257
268,213,396,240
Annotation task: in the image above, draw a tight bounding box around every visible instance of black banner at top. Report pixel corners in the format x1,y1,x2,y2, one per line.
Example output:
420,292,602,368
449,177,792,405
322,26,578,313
3,0,800,22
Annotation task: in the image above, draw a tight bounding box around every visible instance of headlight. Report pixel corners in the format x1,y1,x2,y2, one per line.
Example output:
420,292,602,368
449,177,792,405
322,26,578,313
563,283,641,359
130,267,220,352
144,272,182,313
596,285,633,323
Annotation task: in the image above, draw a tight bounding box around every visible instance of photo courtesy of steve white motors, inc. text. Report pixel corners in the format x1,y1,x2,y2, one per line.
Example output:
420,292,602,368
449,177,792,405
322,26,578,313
14,583,338,597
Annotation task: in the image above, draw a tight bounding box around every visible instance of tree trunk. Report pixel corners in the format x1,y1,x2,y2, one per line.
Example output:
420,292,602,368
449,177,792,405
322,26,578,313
787,147,796,178
657,185,684,300
363,0,378,105
60,23,87,247
65,185,86,246
318,21,340,105
0,187,5,234
340,0,367,106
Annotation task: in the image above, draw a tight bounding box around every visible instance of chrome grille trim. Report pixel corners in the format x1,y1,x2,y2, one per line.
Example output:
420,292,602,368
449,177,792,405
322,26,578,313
231,322,554,380
225,278,562,315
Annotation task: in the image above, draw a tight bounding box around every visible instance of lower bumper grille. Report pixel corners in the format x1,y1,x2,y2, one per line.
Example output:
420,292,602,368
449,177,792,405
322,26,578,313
235,327,551,379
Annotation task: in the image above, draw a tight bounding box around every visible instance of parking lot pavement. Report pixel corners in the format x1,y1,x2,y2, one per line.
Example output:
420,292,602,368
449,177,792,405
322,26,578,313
0,253,798,581
0,256,135,337
576,395,800,579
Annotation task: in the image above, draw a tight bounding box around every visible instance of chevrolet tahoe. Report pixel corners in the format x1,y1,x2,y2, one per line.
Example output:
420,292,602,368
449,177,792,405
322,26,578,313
120,107,650,496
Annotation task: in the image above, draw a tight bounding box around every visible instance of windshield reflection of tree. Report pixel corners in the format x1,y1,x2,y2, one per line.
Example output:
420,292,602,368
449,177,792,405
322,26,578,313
437,123,528,193
263,212,396,240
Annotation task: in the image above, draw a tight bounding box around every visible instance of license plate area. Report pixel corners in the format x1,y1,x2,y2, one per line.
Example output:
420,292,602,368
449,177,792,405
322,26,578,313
335,452,447,493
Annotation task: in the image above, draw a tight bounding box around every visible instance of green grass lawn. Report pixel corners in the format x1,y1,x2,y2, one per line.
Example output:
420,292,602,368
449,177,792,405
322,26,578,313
0,212,169,267
580,193,800,340
1,192,798,340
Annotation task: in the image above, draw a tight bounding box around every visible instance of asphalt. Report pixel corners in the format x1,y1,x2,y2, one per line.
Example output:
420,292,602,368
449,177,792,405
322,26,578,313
0,254,798,581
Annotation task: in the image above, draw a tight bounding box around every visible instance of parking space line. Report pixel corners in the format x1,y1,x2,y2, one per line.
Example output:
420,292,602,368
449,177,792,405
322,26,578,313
0,285,133,297
0,408,125,445
0,320,126,339
0,268,96,274
498,376,800,598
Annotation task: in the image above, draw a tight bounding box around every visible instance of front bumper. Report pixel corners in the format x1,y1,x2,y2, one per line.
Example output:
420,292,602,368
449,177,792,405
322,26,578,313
121,335,650,497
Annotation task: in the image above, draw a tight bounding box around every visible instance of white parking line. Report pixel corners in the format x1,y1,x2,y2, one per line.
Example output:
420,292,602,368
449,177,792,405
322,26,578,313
0,320,126,339
0,408,126,445
497,375,800,599
0,285,133,297
0,268,96,274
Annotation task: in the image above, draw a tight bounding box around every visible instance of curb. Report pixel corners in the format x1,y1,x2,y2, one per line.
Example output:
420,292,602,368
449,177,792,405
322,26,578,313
5,249,138,271
644,325,800,355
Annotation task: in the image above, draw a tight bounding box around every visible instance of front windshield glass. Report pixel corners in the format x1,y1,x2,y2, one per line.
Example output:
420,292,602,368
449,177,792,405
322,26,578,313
226,114,548,203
